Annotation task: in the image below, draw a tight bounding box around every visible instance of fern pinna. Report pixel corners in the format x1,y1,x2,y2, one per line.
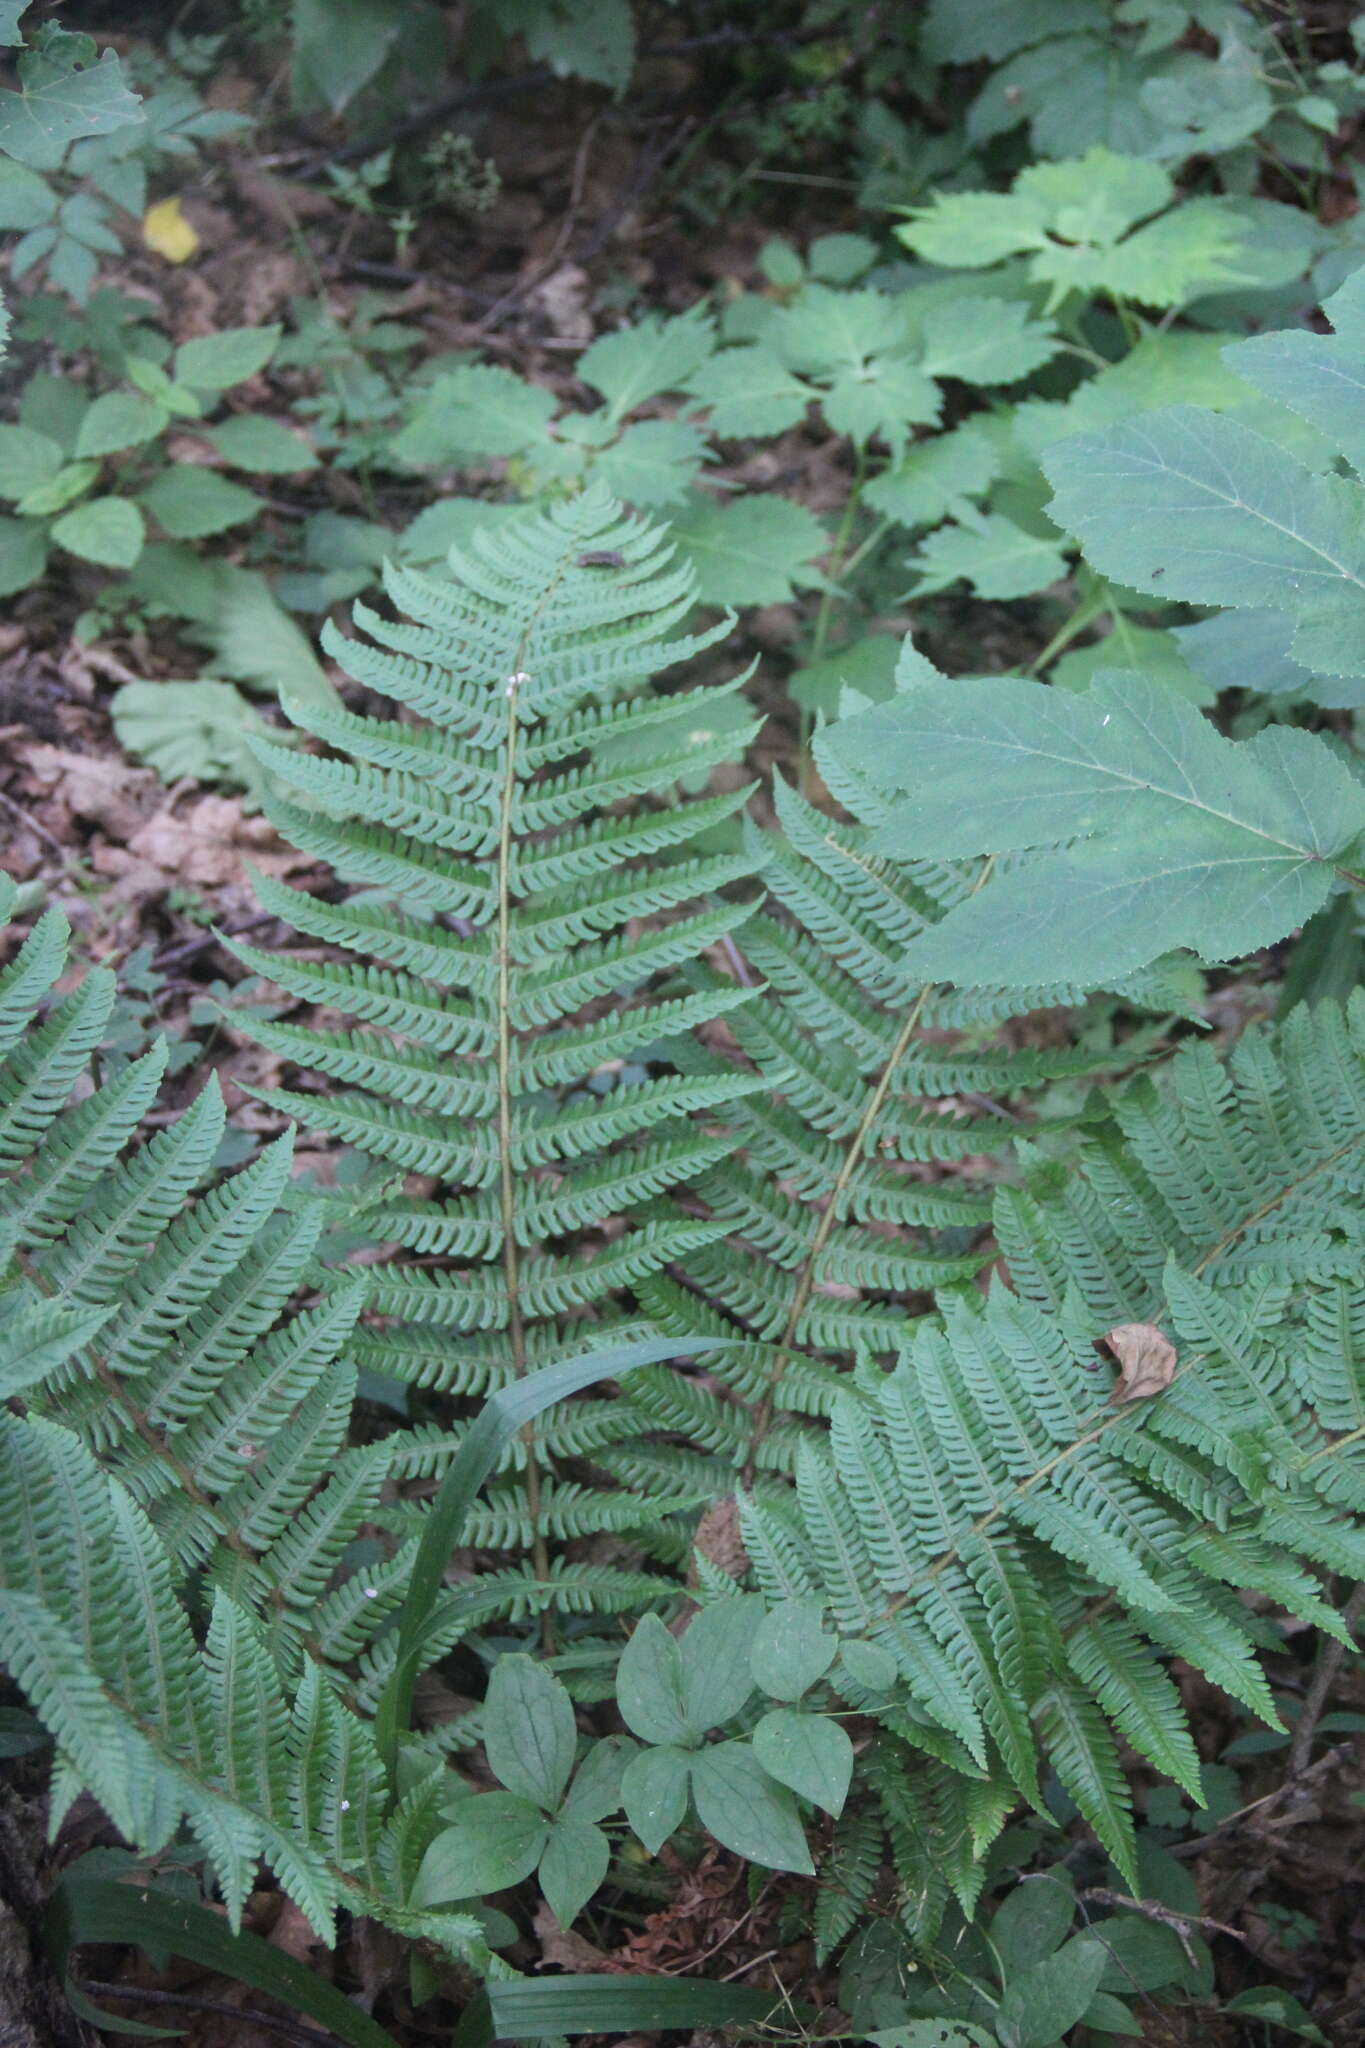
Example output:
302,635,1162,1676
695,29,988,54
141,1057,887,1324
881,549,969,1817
0,883,489,1959
236,485,761,1616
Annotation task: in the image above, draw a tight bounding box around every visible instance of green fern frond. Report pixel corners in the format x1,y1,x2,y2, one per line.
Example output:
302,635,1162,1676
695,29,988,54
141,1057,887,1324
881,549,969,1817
240,486,763,1633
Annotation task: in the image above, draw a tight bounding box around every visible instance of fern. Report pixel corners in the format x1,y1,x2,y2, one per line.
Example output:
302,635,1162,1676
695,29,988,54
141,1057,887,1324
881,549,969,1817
0,881,498,1955
238,486,762,1606
737,994,1365,1926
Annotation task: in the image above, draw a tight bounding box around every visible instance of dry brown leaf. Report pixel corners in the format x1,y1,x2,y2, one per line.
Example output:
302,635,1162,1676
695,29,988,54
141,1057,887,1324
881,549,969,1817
688,1494,750,1587
1098,1322,1178,1403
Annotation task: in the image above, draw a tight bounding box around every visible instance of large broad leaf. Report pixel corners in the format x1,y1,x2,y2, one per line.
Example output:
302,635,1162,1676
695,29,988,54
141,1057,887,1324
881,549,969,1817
1229,263,1365,480
1044,404,1365,680
820,667,1365,987
0,40,142,167
670,493,827,606
578,307,714,420
483,1654,577,1810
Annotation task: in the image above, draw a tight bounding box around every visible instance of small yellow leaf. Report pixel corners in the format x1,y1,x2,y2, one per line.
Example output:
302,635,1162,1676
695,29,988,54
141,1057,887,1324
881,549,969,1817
143,197,199,263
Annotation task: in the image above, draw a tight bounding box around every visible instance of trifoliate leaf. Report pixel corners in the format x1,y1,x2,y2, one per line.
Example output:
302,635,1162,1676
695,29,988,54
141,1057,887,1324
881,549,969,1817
74,390,168,458
670,494,826,606
388,363,557,465
917,296,1060,386
110,679,267,790
592,419,708,507
822,668,1365,986
174,325,281,392
206,415,316,473
51,494,143,567
686,345,813,437
864,425,999,529
1043,405,1365,677
909,511,1068,599
577,306,714,420
139,463,262,538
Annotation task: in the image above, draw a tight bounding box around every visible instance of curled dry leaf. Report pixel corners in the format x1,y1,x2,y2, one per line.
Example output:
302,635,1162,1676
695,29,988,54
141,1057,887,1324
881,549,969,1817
1098,1322,1178,1404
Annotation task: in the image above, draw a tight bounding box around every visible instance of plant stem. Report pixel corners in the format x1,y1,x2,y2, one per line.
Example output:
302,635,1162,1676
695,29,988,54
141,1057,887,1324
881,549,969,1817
494,675,549,1586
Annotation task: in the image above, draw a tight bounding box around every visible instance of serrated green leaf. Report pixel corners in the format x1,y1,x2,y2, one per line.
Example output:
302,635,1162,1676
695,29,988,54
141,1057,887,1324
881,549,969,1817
174,325,281,393
1229,264,1365,479
577,307,714,420
139,464,261,539
0,157,56,228
0,423,62,501
909,511,1068,598
918,296,1060,387
689,1741,814,1874
522,0,634,91
1044,405,1365,677
16,458,96,517
593,419,707,507
74,391,167,459
686,345,813,437
389,364,557,465
51,494,142,567
864,425,999,530
821,355,941,447
824,667,1365,986
670,493,826,606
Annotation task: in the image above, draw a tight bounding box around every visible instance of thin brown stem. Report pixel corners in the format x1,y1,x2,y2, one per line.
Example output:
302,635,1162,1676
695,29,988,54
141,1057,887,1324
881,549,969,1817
742,987,932,1482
